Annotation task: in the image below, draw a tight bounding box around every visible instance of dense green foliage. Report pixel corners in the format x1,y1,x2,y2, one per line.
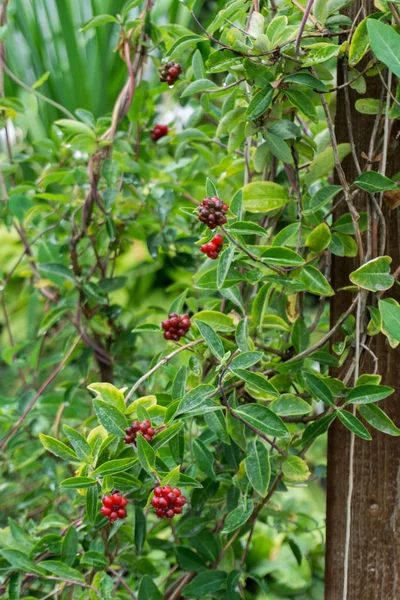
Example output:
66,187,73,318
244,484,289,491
1,0,400,598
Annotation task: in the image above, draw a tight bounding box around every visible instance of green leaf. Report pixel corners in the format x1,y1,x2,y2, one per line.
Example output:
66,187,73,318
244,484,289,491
138,575,163,600
193,439,216,480
291,318,310,354
93,399,128,435
60,477,98,489
176,547,206,572
193,311,234,332
285,88,317,122
63,425,91,462
298,265,335,296
345,384,394,405
39,434,77,461
39,560,85,583
282,456,311,482
38,307,71,335
55,119,95,136
337,410,372,440
61,526,78,566
305,144,351,186
283,71,328,92
233,404,289,438
91,458,137,477
227,221,268,236
242,181,290,213
379,299,400,342
230,351,264,370
195,320,225,360
232,369,279,398
136,434,156,473
367,19,400,78
135,507,147,553
222,497,254,533
349,18,370,66
354,171,398,193
350,256,394,292
306,185,342,214
269,394,312,416
80,14,118,32
153,422,184,449
86,484,98,525
181,79,218,97
262,247,305,267
306,223,332,253
217,245,235,289
359,404,400,436
303,371,334,405
301,44,339,68
313,0,327,25
246,86,274,120
182,571,227,598
0,549,46,576
38,263,76,283
177,384,215,414
355,98,382,115
88,383,125,412
263,132,294,164
302,413,336,445
245,440,270,496
167,34,205,60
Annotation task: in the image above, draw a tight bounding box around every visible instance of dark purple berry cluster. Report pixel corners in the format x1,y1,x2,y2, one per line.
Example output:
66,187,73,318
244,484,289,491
124,420,155,445
159,61,182,86
198,197,228,229
161,313,191,341
151,485,187,519
200,234,224,259
151,124,169,141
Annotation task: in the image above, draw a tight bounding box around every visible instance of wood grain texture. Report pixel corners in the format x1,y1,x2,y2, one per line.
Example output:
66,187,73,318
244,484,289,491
325,2,400,598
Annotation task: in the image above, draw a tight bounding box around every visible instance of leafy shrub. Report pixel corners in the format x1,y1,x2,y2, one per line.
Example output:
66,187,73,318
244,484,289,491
1,0,400,598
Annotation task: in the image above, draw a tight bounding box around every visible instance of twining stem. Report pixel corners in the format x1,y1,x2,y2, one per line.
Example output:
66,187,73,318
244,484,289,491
125,339,203,401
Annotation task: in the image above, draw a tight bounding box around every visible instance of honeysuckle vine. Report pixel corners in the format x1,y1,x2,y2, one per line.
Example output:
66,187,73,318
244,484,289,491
1,0,400,598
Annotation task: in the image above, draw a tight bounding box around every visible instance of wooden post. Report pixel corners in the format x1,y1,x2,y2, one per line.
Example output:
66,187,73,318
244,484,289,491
325,2,400,597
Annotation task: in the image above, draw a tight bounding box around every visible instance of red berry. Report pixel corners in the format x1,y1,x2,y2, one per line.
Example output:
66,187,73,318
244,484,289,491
156,508,165,518
110,511,118,522
147,428,155,437
166,509,175,519
151,496,160,507
172,488,181,496
167,492,177,503
102,496,113,508
117,508,127,518
174,506,182,514
213,235,223,246
164,331,173,340
112,494,122,505
166,75,173,85
208,242,217,252
154,486,162,496
168,67,178,78
158,497,168,508
100,506,111,516
176,496,186,507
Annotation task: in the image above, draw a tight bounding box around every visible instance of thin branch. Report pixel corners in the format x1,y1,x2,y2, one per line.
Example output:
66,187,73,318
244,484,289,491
125,339,202,401
0,335,82,451
295,0,315,55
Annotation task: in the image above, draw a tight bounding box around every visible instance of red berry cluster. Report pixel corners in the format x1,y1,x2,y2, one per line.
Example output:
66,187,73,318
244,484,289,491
198,197,228,229
159,61,182,86
151,124,168,142
200,234,224,259
124,419,155,445
161,313,191,341
100,493,128,522
151,485,187,519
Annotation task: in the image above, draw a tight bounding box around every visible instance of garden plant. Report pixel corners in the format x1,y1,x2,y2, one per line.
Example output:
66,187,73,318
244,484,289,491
1,0,400,598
